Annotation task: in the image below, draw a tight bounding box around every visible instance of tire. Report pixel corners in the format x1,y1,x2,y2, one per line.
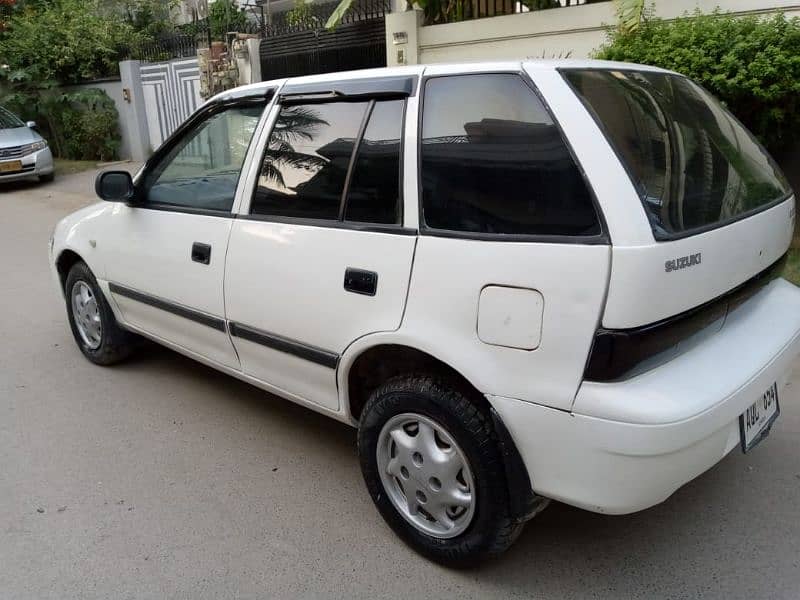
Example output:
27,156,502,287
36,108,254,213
64,261,139,365
358,374,523,565
39,172,54,183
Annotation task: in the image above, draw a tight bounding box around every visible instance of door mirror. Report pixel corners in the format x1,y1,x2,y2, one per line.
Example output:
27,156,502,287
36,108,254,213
25,121,37,130
95,170,135,202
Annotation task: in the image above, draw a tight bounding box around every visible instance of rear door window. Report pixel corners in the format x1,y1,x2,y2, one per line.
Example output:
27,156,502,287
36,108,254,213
420,73,600,237
252,99,404,225
252,102,369,220
563,69,791,239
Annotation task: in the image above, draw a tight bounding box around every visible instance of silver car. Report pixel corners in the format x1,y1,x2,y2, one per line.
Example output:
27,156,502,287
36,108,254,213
0,106,54,183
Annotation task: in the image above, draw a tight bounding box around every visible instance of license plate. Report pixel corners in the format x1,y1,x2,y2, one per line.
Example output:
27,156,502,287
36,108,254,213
0,160,22,173
739,382,780,453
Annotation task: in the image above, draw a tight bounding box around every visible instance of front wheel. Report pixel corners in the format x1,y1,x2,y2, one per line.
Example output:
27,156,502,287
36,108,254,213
65,261,139,365
358,374,524,565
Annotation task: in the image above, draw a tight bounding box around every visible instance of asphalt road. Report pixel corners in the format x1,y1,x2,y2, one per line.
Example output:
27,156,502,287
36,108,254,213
1,166,799,600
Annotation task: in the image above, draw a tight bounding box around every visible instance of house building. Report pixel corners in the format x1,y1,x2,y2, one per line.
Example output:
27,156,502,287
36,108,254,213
385,0,800,65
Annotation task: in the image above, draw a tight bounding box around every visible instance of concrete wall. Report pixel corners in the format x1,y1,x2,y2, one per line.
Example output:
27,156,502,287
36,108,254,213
64,78,133,161
386,0,800,65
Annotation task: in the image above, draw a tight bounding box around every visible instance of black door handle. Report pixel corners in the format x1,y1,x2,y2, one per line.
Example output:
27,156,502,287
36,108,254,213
344,268,378,296
191,242,211,265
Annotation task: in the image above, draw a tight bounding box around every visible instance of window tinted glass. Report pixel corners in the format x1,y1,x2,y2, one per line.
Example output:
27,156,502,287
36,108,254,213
143,104,264,211
564,69,790,238
420,74,599,236
344,100,404,224
252,102,368,219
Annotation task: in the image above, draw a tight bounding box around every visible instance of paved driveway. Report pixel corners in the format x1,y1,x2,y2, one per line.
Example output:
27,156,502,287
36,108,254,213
1,167,799,599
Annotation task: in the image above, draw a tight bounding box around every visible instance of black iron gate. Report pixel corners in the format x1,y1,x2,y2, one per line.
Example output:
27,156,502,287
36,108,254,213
259,0,388,81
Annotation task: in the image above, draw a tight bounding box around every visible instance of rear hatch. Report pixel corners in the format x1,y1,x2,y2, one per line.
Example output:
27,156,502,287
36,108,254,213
562,68,796,380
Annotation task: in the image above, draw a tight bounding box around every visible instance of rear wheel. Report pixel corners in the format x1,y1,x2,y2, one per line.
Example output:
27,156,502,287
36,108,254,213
358,374,524,565
65,261,139,365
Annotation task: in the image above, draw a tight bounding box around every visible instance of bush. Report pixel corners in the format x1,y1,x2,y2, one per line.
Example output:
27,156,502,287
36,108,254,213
53,89,121,161
4,87,121,161
595,10,800,154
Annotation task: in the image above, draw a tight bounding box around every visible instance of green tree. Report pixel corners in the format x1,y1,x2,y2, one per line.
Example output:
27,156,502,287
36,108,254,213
0,0,144,83
0,0,135,160
285,0,313,27
114,0,179,37
208,0,247,40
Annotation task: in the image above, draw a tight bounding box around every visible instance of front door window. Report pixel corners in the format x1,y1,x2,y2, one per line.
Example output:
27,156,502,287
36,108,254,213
141,103,266,212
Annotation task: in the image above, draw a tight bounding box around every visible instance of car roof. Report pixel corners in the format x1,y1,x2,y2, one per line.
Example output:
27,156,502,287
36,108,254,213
207,59,675,104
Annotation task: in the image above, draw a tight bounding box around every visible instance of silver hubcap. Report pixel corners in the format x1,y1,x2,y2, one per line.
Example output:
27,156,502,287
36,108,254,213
377,413,476,538
71,281,102,350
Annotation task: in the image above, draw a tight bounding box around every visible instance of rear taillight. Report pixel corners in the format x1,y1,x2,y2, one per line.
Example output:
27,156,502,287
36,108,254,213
584,254,788,382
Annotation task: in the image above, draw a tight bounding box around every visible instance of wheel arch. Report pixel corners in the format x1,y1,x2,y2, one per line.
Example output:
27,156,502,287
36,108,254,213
340,336,543,523
56,248,86,292
341,340,490,425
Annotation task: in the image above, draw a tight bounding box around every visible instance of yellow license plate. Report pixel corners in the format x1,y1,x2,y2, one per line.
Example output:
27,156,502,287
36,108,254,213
0,160,23,173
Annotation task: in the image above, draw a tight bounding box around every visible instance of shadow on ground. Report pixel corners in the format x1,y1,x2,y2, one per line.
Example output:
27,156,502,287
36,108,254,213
106,341,799,599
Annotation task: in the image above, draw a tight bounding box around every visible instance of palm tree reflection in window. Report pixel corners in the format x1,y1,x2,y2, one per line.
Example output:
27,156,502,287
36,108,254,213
259,105,330,190
253,102,370,219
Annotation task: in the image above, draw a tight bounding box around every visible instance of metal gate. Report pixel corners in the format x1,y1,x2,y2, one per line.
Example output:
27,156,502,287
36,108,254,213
260,0,387,81
140,57,203,150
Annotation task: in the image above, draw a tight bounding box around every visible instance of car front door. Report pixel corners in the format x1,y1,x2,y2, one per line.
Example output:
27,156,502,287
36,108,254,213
224,79,418,411
104,98,269,369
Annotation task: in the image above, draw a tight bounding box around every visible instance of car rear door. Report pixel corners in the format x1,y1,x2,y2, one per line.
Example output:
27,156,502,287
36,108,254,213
224,76,418,411
103,97,270,368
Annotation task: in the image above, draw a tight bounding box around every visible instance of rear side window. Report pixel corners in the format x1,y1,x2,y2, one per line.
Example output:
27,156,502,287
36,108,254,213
252,99,403,224
420,74,600,237
344,100,403,224
563,69,791,239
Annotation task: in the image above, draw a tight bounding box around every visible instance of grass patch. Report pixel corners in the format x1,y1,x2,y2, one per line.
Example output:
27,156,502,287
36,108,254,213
783,248,800,286
54,159,98,175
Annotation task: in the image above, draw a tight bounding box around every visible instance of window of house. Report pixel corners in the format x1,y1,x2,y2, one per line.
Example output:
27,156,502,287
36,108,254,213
420,74,600,237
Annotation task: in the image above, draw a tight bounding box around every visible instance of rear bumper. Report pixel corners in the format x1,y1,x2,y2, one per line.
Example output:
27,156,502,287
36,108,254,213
0,147,53,182
490,279,800,514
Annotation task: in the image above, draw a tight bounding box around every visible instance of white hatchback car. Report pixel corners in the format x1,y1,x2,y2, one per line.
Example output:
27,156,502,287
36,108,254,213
50,60,800,564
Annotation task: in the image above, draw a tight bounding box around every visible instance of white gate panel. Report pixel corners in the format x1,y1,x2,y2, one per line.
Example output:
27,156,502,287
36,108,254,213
140,58,202,151
142,84,165,152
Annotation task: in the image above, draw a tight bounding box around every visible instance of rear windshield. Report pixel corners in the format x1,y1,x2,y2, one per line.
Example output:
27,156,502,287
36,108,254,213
0,106,24,129
563,69,791,239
